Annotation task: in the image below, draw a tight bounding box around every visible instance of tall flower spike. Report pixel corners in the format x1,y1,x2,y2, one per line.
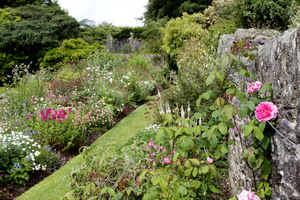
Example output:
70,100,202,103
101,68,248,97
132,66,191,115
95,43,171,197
199,114,202,126
165,101,171,113
157,90,161,99
159,102,165,115
181,106,185,119
187,101,191,118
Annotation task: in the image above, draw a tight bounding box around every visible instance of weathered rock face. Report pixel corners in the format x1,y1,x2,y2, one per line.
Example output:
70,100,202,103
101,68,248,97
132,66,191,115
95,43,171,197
218,26,300,199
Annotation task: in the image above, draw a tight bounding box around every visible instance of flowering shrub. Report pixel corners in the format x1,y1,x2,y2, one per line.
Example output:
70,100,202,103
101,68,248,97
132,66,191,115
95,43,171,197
0,130,63,186
23,107,88,150
77,96,115,130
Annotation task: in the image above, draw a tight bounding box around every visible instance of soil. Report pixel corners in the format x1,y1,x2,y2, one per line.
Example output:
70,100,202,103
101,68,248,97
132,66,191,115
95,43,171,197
8,103,142,199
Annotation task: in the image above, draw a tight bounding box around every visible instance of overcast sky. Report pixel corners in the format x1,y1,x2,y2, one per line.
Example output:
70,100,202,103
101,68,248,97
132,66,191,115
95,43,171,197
57,0,148,27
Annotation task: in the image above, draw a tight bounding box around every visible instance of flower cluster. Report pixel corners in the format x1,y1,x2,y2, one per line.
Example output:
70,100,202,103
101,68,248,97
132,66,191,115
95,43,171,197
237,189,260,200
247,81,262,94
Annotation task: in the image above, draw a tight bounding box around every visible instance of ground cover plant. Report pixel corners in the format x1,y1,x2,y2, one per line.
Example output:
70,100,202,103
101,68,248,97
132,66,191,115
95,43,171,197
0,51,168,199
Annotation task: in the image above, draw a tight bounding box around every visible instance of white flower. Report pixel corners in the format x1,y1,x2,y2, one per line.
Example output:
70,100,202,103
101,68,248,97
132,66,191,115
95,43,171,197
34,151,40,157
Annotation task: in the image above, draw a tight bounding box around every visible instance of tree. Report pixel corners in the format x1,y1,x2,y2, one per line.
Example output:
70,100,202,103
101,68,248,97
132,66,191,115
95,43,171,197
0,0,54,8
234,0,294,30
0,3,80,83
144,0,213,21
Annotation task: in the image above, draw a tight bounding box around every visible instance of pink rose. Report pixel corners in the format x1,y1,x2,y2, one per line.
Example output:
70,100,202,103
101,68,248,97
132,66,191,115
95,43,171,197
255,102,278,122
247,81,262,94
237,189,260,200
207,157,213,164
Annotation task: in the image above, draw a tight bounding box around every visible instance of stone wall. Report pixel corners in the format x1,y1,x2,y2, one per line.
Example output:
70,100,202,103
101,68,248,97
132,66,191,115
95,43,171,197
217,26,300,199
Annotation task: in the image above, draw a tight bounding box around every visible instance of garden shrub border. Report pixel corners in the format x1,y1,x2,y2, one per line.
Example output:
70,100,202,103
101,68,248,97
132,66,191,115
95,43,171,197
17,102,152,200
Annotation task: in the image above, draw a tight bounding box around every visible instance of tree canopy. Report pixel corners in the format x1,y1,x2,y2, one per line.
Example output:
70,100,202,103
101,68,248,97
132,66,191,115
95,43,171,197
0,3,80,83
144,0,213,21
0,0,54,8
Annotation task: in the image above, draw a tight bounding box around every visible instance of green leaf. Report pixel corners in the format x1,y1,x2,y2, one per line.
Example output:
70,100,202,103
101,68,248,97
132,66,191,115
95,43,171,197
179,186,188,195
108,188,116,196
159,178,167,192
261,159,271,180
151,175,160,185
139,170,147,181
207,125,217,141
244,125,253,138
216,71,224,82
211,134,218,148
196,96,202,108
226,88,235,95
221,55,229,70
100,187,108,194
206,73,215,86
224,106,234,119
208,185,220,193
246,101,256,111
253,126,264,141
189,158,200,165
239,69,247,75
185,167,193,176
212,110,220,118
203,92,210,100
192,168,198,177
240,105,249,118
259,122,266,132
156,129,165,141
218,122,228,135
201,165,209,174
165,127,174,137
193,180,201,189
221,143,229,155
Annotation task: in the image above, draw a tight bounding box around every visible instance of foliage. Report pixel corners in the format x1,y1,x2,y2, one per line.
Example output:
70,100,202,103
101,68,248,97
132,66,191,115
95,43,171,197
207,20,238,50
0,130,63,186
194,40,274,198
144,0,213,21
162,35,218,113
234,0,294,30
1,65,47,121
0,4,80,84
41,38,104,70
0,0,54,8
79,22,122,45
161,12,208,70
23,106,89,150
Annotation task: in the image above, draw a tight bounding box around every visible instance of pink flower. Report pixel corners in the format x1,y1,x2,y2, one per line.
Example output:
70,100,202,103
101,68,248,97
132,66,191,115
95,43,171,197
247,81,262,94
141,164,146,169
255,102,278,122
237,189,260,200
207,157,213,164
164,156,171,164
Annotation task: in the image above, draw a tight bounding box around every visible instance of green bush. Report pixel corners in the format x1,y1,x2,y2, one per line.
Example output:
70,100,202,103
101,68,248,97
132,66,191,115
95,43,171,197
234,0,294,30
161,12,208,70
164,36,219,114
41,38,104,70
207,19,238,50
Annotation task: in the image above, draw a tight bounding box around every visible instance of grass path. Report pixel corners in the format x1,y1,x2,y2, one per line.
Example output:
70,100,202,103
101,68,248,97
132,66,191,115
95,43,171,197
17,103,151,200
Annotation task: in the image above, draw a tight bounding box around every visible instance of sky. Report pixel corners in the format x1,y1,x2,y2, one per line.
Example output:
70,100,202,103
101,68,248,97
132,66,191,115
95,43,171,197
57,0,149,27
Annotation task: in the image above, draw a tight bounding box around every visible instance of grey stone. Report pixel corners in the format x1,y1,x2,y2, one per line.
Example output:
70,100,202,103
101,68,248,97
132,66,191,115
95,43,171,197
218,25,300,199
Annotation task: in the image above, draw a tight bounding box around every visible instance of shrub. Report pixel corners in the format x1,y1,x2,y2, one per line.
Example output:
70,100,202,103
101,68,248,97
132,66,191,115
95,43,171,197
234,0,294,30
23,107,88,151
161,12,208,70
41,38,104,70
